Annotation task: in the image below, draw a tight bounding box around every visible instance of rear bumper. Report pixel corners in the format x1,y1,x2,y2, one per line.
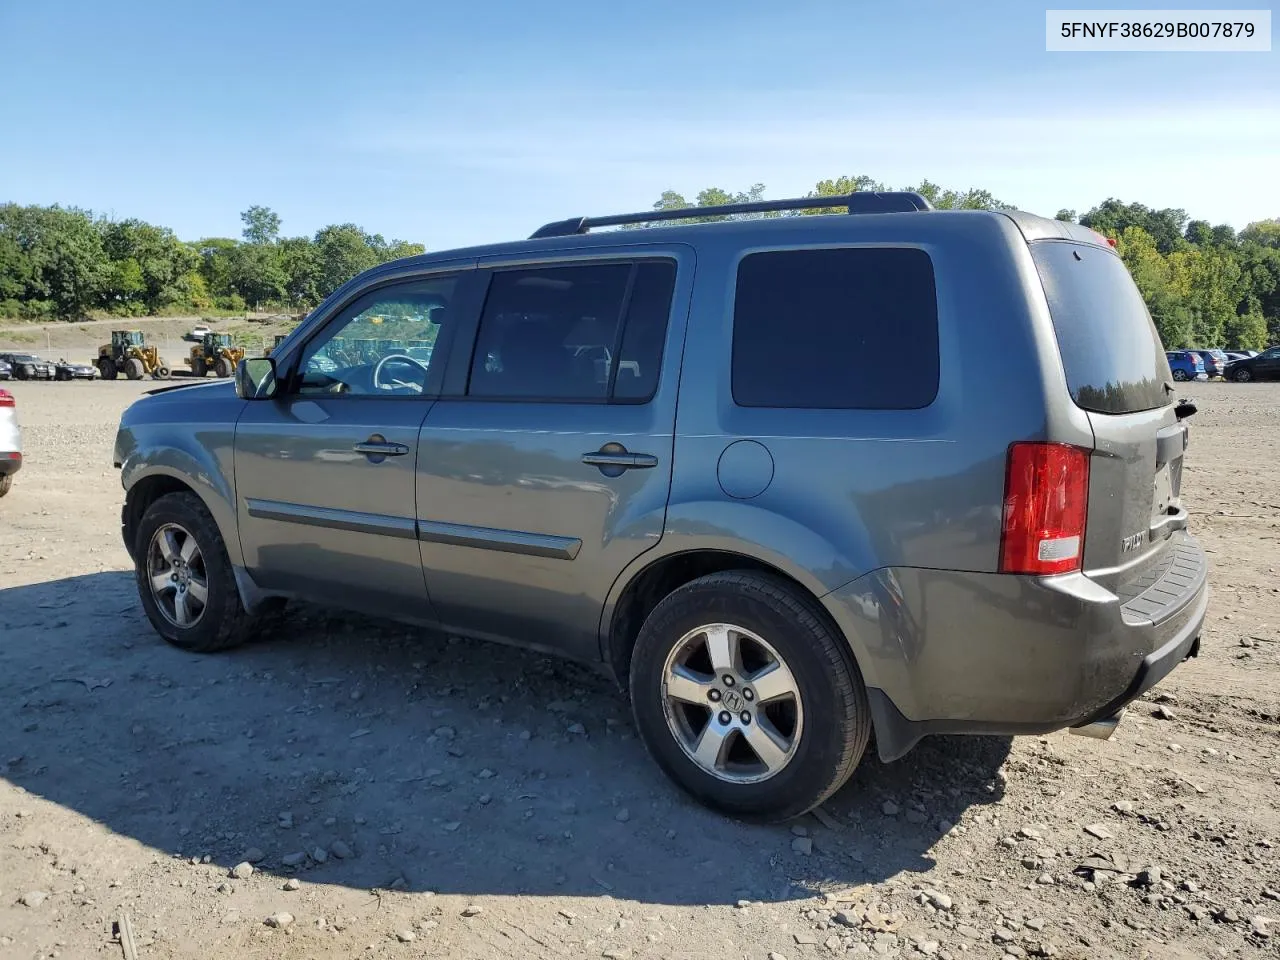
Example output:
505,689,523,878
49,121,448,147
823,530,1208,761
0,451,21,476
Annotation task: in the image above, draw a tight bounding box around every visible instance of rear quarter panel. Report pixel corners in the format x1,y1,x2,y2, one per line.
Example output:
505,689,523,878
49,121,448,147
617,212,1089,693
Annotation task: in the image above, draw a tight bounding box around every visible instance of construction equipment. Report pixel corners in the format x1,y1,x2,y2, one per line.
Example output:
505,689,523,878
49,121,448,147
264,334,288,357
185,332,245,378
96,330,170,381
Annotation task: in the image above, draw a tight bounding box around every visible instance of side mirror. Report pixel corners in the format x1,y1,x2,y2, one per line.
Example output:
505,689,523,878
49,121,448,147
236,357,278,400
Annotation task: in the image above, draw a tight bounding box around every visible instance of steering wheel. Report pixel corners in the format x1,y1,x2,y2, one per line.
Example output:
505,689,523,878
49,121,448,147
373,354,427,393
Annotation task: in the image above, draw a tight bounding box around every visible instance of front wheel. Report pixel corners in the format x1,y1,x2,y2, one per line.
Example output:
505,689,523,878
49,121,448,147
134,491,269,652
1233,367,1253,383
214,357,231,378
125,358,144,380
629,571,871,822
1171,369,1189,382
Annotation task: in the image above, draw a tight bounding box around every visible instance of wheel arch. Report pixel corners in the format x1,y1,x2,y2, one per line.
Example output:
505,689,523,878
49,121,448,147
601,541,882,699
121,457,240,567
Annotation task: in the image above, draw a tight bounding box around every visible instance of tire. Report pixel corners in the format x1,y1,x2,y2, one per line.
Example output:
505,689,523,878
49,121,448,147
133,491,266,652
154,362,171,380
125,358,145,380
628,571,871,822
0,474,11,498
99,357,118,380
1233,367,1253,383
15,365,30,381
1171,369,1188,382
191,357,207,377
214,357,232,378
55,368,71,381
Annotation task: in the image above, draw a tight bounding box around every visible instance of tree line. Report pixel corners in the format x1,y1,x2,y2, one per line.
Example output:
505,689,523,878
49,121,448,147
641,176,1279,351
2,180,1278,350
0,203,423,321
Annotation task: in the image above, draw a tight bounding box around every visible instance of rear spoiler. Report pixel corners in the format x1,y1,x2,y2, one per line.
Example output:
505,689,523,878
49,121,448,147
1002,212,1118,249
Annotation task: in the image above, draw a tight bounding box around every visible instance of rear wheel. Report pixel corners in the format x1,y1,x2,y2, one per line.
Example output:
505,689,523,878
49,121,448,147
629,571,871,822
134,492,272,652
15,365,30,381
214,357,232,378
1233,367,1253,383
0,474,11,498
125,358,145,380
1171,369,1189,382
98,357,118,380
55,368,71,381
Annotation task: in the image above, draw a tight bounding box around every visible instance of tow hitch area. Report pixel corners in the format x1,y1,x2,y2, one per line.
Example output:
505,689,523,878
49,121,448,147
1070,708,1125,741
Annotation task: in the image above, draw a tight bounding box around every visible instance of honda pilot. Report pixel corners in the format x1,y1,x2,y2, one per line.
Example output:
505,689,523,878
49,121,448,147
112,191,1208,821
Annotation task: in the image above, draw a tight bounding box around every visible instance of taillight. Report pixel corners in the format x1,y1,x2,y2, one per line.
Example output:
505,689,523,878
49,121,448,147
0,389,14,407
999,442,1089,575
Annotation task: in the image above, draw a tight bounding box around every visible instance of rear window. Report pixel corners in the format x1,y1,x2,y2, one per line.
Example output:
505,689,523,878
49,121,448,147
1031,241,1171,415
732,247,939,409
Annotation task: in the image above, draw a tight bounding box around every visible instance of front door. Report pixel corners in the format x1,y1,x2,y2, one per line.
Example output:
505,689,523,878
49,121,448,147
415,250,691,660
234,270,466,621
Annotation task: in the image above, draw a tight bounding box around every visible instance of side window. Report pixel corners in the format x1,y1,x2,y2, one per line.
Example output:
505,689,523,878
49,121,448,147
731,248,939,410
467,259,676,402
296,275,457,397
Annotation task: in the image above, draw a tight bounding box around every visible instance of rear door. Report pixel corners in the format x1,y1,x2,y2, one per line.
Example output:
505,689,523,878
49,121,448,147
1030,241,1191,603
414,247,691,661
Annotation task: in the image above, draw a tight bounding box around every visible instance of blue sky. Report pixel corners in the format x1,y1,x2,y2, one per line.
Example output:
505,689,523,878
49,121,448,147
1,0,1276,250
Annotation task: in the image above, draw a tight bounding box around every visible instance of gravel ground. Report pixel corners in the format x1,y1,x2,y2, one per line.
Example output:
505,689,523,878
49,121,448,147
0,378,1277,960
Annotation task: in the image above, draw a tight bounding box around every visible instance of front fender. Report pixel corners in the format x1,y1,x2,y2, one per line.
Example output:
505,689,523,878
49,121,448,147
116,395,243,566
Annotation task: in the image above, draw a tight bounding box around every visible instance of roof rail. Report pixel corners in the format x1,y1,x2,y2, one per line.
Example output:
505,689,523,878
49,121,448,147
529,191,933,239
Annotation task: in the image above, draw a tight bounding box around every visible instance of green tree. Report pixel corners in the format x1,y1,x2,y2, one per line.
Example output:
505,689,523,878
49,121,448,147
314,224,381,297
1082,199,1188,254
101,219,198,313
1114,226,1192,347
228,243,286,306
1241,218,1280,248
1055,209,1077,222
240,205,281,245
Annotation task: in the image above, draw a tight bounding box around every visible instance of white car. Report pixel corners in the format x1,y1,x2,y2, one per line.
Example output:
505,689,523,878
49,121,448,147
184,323,213,343
0,388,20,497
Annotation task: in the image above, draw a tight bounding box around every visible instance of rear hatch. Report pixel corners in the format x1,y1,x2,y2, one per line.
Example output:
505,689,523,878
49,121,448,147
1030,240,1195,611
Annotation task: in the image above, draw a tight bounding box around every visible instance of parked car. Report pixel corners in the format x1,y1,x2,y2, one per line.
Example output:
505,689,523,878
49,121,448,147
1166,350,1207,382
0,388,20,497
1225,345,1280,382
183,323,213,343
0,352,56,380
1194,348,1228,379
113,193,1208,821
1225,350,1259,362
0,358,11,381
54,358,98,381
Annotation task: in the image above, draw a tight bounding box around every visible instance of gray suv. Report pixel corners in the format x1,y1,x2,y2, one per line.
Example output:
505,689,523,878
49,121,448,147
113,192,1208,821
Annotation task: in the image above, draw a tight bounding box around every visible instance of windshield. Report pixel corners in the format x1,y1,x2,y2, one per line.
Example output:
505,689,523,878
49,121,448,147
1031,241,1171,415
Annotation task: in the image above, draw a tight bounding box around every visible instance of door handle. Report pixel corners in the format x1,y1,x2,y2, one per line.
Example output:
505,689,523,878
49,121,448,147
354,438,409,457
581,445,659,473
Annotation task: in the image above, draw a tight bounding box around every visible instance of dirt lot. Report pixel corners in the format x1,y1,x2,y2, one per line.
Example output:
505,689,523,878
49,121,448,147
0,315,294,363
1,379,1277,960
